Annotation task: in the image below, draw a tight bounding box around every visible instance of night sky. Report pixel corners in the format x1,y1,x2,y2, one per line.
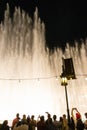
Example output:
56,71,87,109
0,0,87,48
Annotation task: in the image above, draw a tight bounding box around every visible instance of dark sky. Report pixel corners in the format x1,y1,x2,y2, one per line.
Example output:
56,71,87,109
0,0,87,48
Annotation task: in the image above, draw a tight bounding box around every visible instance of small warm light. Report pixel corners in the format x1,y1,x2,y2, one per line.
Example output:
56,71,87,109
61,77,68,86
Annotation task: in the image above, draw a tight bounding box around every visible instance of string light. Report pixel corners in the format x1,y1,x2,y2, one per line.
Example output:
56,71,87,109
0,74,86,80
0,76,59,81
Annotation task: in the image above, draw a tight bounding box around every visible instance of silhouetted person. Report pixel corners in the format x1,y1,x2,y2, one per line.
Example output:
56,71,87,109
71,108,84,130
21,114,27,124
62,114,68,130
30,115,36,130
70,117,75,130
76,117,84,130
37,116,47,130
45,112,52,125
45,113,56,130
58,116,63,130
53,115,59,130
84,112,87,129
0,120,10,130
26,115,31,130
12,113,20,129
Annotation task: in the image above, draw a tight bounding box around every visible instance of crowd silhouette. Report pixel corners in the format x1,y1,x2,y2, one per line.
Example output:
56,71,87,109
0,108,87,130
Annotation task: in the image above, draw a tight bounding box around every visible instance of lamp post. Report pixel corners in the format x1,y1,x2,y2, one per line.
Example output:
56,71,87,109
60,57,76,129
61,77,71,128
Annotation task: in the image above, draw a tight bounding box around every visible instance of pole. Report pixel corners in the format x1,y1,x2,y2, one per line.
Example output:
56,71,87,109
64,84,71,129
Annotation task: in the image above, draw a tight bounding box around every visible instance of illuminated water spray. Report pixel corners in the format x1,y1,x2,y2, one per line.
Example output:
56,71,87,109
0,4,87,124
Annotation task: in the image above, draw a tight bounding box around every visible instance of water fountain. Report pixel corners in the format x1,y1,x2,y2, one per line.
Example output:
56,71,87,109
0,4,87,125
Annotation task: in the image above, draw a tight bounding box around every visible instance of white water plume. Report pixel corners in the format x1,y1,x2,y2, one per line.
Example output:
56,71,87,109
0,4,87,125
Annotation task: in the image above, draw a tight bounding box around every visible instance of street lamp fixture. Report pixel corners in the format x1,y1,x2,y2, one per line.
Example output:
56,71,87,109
61,77,68,86
61,76,71,128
